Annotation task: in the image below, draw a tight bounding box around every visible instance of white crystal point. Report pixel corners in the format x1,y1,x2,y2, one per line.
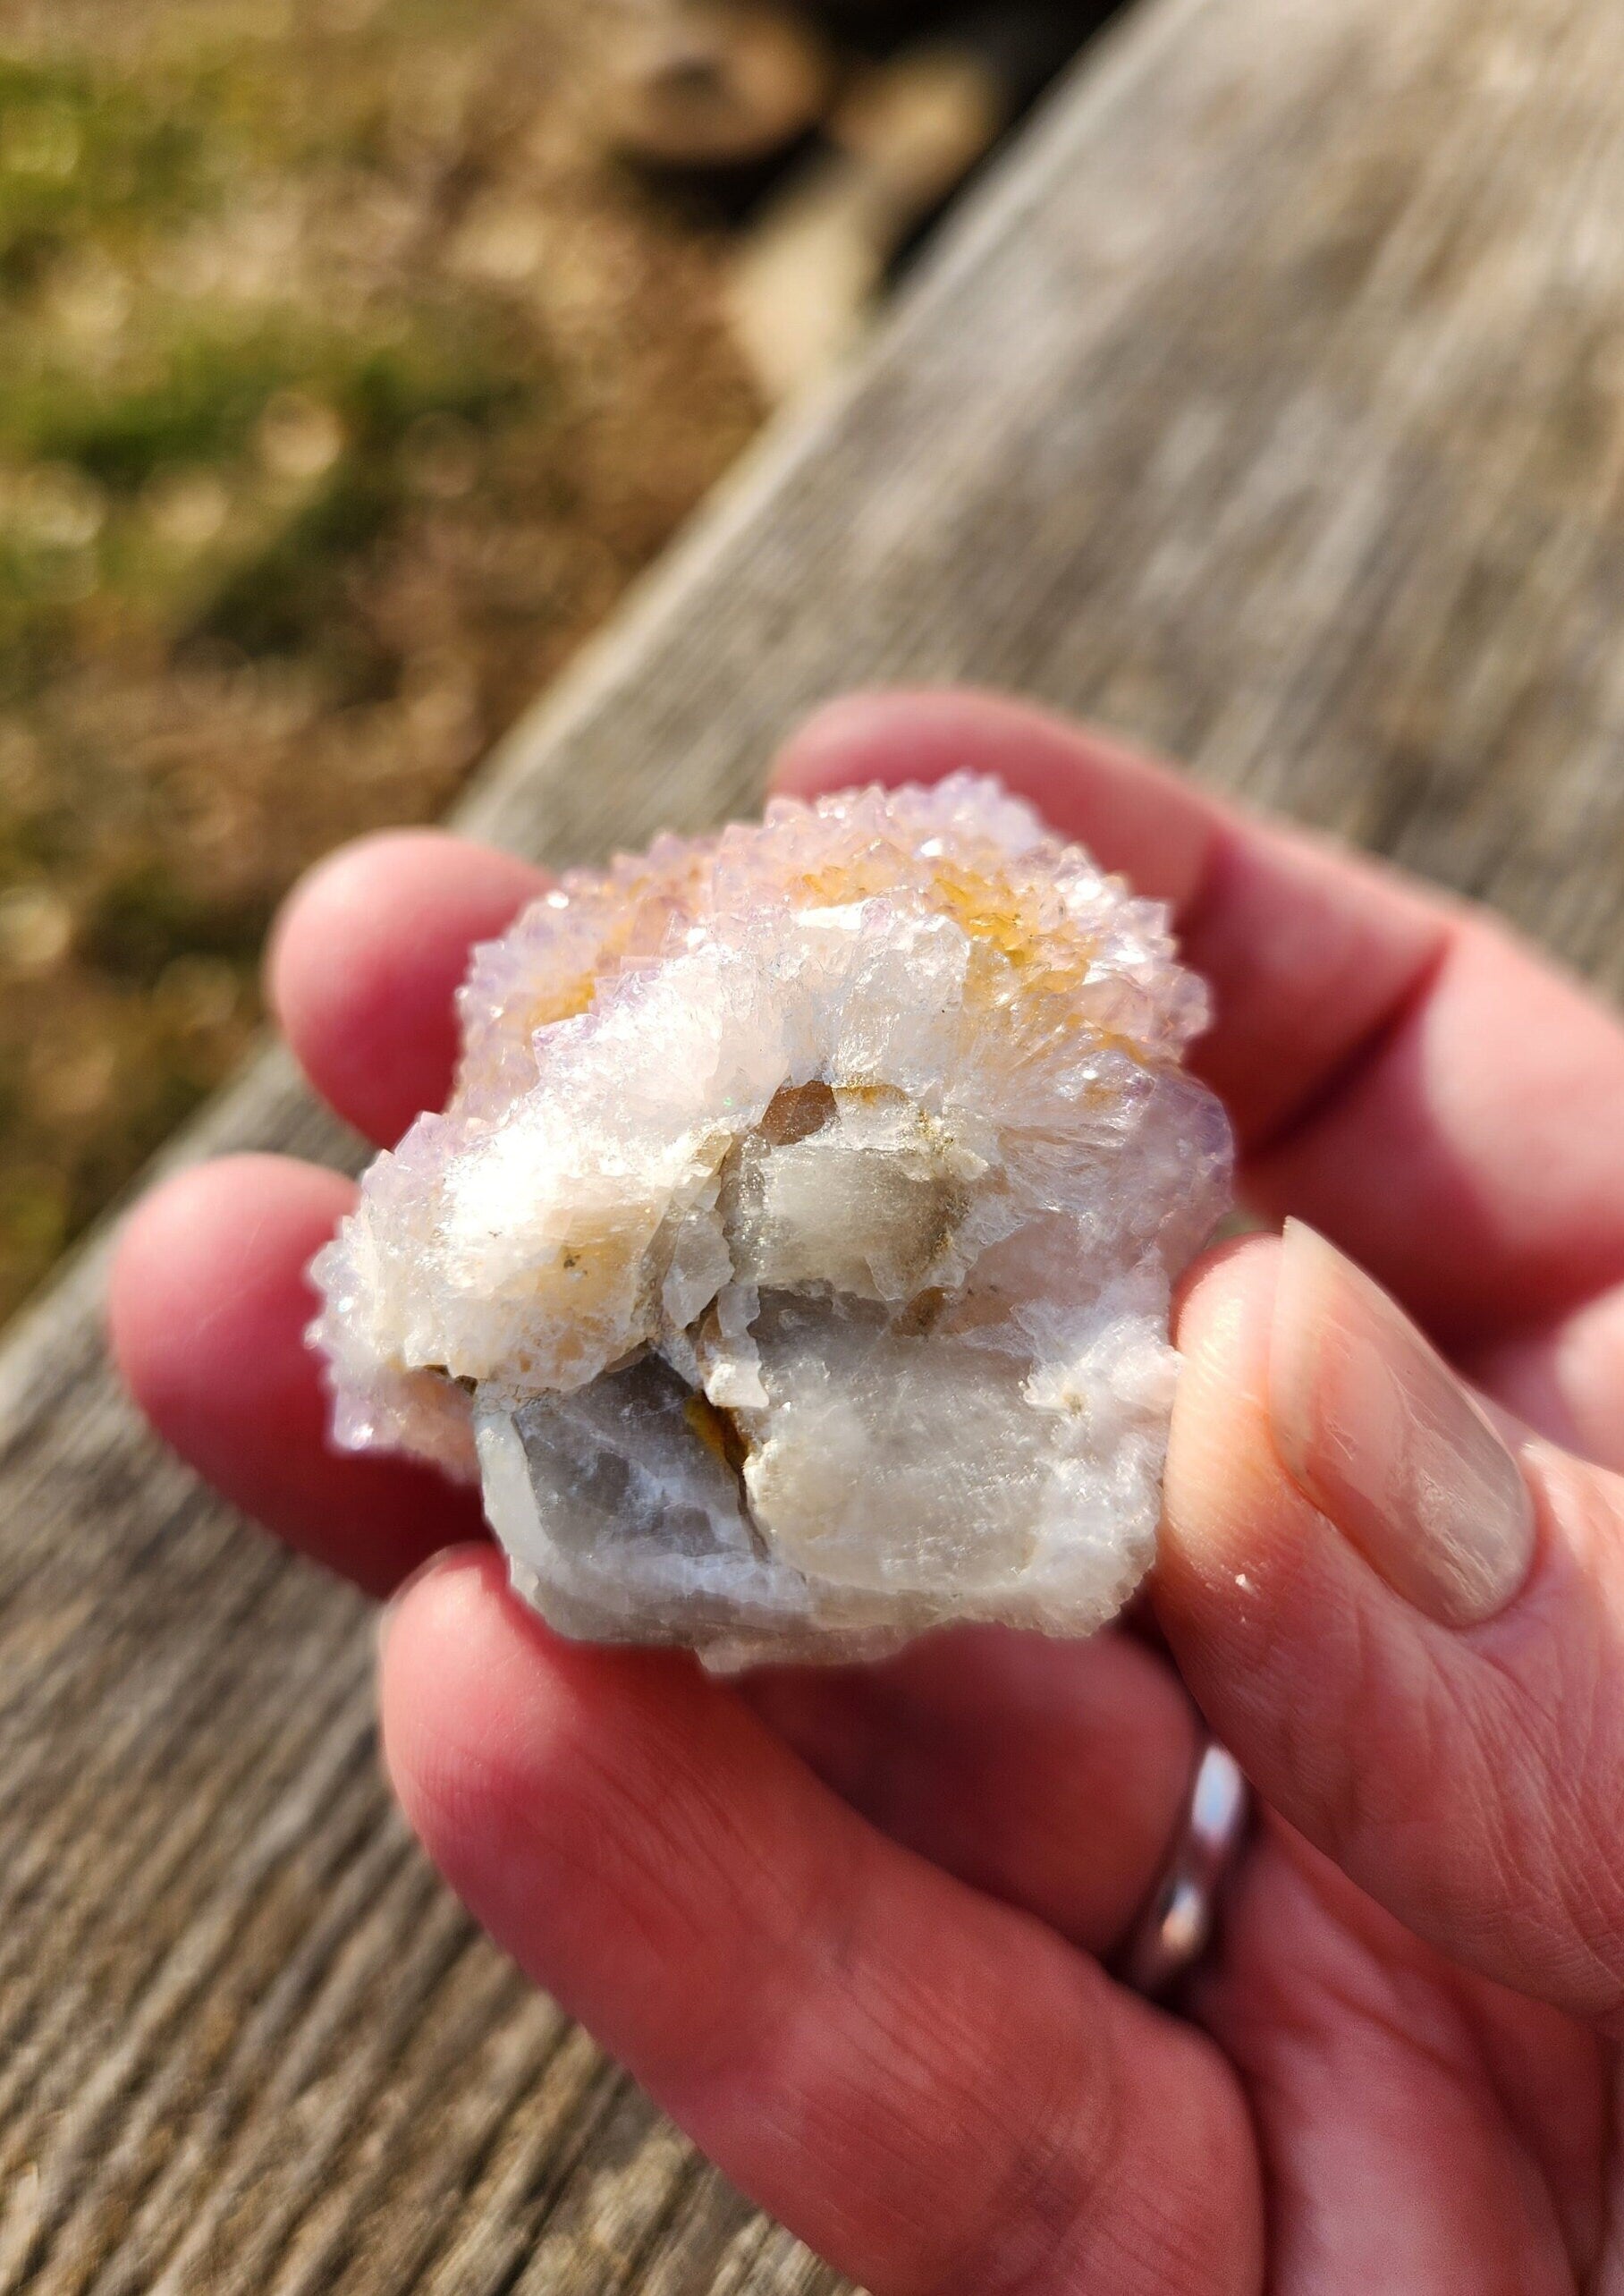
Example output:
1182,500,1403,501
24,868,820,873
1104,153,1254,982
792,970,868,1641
309,775,1232,1669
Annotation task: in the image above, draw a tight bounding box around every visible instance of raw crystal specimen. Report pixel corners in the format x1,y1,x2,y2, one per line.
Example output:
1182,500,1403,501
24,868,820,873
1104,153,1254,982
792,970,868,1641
310,775,1232,1669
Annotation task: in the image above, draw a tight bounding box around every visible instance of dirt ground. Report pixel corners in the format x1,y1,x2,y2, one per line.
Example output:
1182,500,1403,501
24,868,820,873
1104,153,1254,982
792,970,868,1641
0,0,763,1322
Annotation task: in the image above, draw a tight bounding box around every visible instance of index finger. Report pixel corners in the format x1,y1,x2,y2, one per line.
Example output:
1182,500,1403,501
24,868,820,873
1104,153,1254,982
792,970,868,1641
774,689,1624,1344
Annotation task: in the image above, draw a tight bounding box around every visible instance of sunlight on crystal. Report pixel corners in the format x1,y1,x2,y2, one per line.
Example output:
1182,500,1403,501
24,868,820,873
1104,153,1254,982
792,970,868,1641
311,775,1232,1668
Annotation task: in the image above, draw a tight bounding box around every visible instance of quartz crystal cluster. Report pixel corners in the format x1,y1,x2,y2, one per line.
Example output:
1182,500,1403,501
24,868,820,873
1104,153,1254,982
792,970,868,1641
310,775,1232,1669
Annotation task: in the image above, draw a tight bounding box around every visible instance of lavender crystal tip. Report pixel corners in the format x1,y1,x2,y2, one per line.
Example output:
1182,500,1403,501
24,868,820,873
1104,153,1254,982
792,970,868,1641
309,775,1233,1670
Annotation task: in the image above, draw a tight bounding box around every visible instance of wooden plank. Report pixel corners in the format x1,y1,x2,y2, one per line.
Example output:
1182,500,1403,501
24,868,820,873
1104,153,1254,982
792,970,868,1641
6,0,1624,2283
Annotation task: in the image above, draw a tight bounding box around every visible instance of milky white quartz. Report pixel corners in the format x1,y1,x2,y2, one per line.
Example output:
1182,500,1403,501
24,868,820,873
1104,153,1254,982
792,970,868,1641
310,775,1231,1669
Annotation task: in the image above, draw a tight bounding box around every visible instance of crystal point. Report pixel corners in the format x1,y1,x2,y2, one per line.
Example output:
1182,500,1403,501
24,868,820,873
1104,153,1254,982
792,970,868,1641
310,775,1232,1667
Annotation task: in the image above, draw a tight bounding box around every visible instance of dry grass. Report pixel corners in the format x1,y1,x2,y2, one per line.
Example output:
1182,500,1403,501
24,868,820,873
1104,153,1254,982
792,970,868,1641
0,0,761,1321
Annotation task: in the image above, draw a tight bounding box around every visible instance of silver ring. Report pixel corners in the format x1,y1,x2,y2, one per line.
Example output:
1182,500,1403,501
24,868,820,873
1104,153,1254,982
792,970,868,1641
1117,1741,1249,1999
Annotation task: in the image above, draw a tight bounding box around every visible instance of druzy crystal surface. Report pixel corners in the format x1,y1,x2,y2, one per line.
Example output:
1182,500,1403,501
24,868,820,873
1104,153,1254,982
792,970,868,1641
310,776,1231,1668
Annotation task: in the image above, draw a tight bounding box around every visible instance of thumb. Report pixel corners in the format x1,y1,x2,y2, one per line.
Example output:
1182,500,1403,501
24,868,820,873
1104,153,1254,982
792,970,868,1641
1156,1221,1624,2027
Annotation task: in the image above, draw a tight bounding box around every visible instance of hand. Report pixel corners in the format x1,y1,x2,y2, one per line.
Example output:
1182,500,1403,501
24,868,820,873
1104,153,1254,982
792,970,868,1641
111,690,1624,2293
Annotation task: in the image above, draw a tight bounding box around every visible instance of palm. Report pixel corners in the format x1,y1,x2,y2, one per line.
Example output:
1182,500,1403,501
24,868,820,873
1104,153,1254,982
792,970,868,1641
113,693,1624,2294
1214,1831,1612,2290
746,1578,1615,2291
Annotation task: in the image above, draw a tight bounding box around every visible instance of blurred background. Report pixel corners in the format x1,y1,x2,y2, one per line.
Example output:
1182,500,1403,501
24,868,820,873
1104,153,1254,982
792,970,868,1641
0,0,1119,1326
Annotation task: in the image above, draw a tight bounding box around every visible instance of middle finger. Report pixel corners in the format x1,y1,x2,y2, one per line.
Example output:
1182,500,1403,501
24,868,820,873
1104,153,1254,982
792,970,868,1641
746,1624,1199,1956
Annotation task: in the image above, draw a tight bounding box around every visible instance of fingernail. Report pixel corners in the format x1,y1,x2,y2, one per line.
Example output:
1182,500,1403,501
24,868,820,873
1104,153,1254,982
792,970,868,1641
1269,1221,1535,1625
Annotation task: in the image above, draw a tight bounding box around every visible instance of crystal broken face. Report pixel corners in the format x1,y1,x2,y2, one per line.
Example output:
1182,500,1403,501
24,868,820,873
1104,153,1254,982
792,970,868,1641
309,775,1232,1670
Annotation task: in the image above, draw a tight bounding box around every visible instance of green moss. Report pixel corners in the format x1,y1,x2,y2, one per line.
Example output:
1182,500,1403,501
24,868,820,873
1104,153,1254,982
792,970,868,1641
0,26,547,709
193,328,537,662
0,305,543,707
0,58,215,268
12,310,531,494
18,333,306,491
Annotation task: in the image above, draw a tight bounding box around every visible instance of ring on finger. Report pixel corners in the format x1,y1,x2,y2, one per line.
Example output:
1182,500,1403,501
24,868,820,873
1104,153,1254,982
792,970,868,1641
1116,1741,1249,2000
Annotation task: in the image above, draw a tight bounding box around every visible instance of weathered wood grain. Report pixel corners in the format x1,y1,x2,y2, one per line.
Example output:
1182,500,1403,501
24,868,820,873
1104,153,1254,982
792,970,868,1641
6,0,1624,2284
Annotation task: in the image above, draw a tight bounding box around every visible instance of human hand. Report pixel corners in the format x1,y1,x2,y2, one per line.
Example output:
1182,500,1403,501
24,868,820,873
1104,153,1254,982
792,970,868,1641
112,690,1624,2292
